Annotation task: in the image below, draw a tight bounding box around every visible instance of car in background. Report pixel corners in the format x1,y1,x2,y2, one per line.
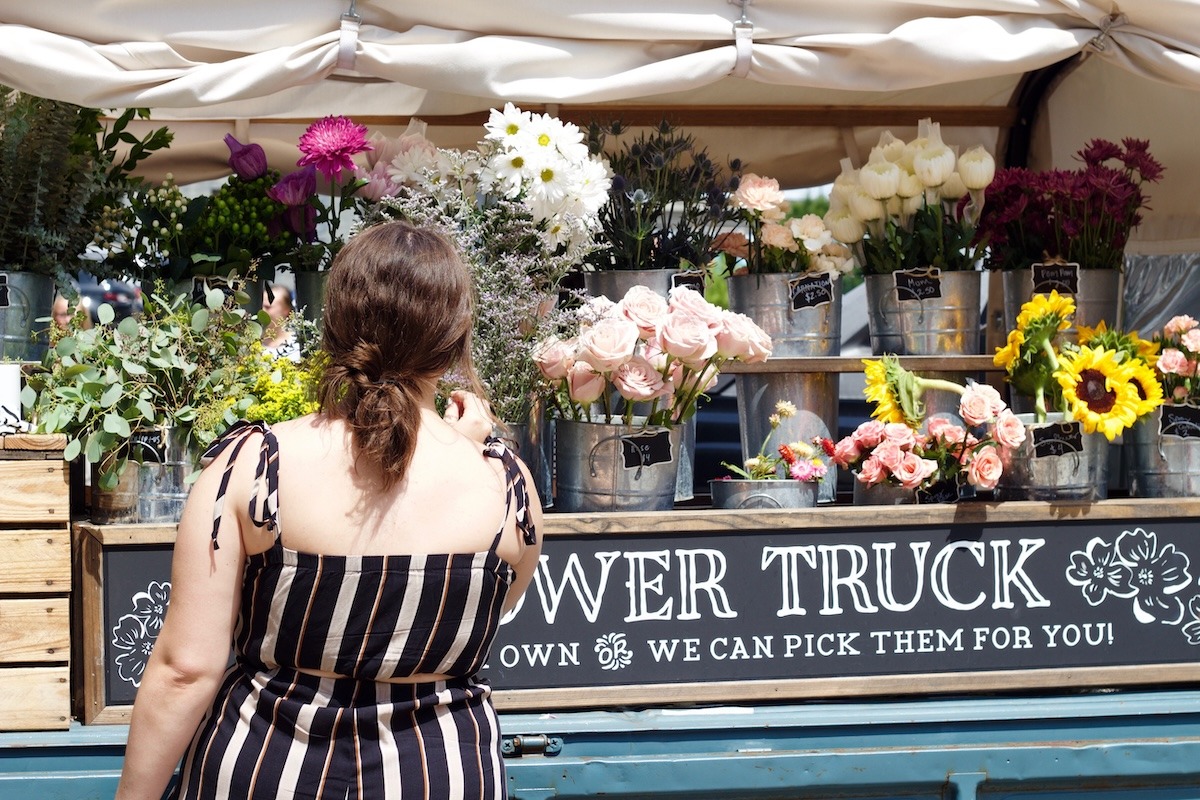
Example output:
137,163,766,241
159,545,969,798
72,272,143,323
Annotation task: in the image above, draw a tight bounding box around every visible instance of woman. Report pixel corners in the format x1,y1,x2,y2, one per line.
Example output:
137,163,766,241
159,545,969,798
117,221,543,799
260,283,302,362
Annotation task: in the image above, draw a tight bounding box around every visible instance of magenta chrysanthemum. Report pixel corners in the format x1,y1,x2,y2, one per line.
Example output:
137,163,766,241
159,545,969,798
297,115,372,181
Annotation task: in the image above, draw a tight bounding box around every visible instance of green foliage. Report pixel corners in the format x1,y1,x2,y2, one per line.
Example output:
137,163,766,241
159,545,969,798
22,288,264,489
0,87,172,280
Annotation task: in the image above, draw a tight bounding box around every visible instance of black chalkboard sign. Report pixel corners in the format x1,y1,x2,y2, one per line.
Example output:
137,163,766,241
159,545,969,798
1032,421,1084,457
101,546,175,707
1161,404,1200,439
1032,262,1080,295
0,273,8,308
482,516,1200,691
130,429,167,464
620,429,674,469
894,268,942,302
789,273,835,311
671,270,706,294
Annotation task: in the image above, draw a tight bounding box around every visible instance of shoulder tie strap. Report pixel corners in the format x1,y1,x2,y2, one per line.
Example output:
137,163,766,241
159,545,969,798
198,420,280,551
482,436,536,549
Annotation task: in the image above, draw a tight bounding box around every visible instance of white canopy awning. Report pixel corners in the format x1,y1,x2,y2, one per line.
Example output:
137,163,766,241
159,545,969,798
2,1,1200,250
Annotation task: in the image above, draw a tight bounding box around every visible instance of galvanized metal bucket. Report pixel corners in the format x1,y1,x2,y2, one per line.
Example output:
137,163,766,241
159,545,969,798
866,269,981,355
582,269,674,301
554,419,680,512
1001,267,1123,343
1127,406,1200,497
709,479,817,509
293,269,329,326
728,272,841,503
0,271,55,362
995,414,1109,501
852,478,915,505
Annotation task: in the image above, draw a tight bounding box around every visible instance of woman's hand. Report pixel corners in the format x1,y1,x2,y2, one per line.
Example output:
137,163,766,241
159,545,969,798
443,390,495,443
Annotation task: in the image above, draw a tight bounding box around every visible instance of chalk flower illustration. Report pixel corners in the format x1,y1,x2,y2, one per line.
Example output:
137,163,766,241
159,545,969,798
1065,537,1135,605
1067,528,1194,636
594,632,634,671
111,614,157,686
1118,528,1192,624
110,580,173,687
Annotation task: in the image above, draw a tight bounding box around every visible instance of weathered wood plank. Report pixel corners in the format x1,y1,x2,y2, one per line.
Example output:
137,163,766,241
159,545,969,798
0,597,70,663
0,667,70,731
0,460,69,523
0,528,70,592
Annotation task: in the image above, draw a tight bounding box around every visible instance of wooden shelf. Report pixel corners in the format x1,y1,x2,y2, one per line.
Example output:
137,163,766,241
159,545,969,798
723,355,1000,374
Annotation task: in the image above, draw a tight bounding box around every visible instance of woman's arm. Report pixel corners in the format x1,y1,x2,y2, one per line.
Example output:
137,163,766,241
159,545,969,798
115,441,254,799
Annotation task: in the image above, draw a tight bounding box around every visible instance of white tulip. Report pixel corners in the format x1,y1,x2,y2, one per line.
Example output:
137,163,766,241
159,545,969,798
913,144,957,188
958,145,996,190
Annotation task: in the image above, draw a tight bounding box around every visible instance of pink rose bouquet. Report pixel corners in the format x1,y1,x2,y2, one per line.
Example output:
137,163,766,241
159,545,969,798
1152,314,1200,406
821,356,1027,493
533,284,772,427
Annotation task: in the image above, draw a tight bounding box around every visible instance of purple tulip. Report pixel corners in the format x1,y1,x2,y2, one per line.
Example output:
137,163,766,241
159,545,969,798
269,166,318,208
223,134,268,180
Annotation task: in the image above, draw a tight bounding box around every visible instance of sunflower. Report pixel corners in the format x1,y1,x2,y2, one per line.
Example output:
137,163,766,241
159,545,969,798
1126,359,1165,417
993,328,1025,371
1015,290,1075,333
863,358,906,425
1055,346,1142,441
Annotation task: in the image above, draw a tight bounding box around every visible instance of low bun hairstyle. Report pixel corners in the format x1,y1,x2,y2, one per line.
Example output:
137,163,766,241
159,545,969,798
317,221,482,488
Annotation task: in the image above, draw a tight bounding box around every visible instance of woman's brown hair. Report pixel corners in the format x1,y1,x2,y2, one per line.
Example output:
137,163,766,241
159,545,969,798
317,221,483,488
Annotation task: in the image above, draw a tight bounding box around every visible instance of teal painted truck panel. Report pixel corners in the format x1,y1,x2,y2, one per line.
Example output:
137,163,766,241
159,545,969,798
4,691,1200,798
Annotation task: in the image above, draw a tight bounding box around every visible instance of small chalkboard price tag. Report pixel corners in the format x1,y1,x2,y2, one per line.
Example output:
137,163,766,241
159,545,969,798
671,270,706,294
620,429,674,470
1032,421,1084,457
0,273,9,308
1032,261,1080,295
894,267,942,302
788,273,834,311
916,478,960,504
1160,404,1200,439
131,428,166,464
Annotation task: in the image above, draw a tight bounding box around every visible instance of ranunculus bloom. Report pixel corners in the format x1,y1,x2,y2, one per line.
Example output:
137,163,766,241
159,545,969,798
297,115,372,181
967,445,1005,490
618,285,669,339
577,316,639,373
732,173,787,213
566,362,606,405
613,356,668,403
993,409,1027,450
655,310,717,367
224,134,268,180
532,336,576,380
894,452,938,490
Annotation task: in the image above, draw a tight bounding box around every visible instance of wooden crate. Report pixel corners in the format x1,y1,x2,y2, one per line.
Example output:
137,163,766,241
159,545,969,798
0,433,72,731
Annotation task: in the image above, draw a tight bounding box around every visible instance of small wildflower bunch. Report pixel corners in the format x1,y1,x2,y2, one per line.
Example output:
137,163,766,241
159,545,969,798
717,175,857,276
822,118,995,275
721,400,828,481
1152,315,1200,405
826,356,1027,492
994,292,1163,438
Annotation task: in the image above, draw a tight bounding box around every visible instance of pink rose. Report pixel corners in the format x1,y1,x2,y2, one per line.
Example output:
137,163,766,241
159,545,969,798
893,452,938,490
967,445,1004,490
992,409,1027,450
618,285,669,340
857,455,889,486
532,336,575,380
577,316,639,372
872,440,906,472
732,173,787,214
716,310,773,363
667,286,724,331
926,417,966,444
566,362,606,405
674,361,720,397
1164,315,1199,338
1158,348,1190,375
882,422,917,449
654,310,718,367
851,419,886,449
832,436,862,468
958,383,1005,426
612,356,668,403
